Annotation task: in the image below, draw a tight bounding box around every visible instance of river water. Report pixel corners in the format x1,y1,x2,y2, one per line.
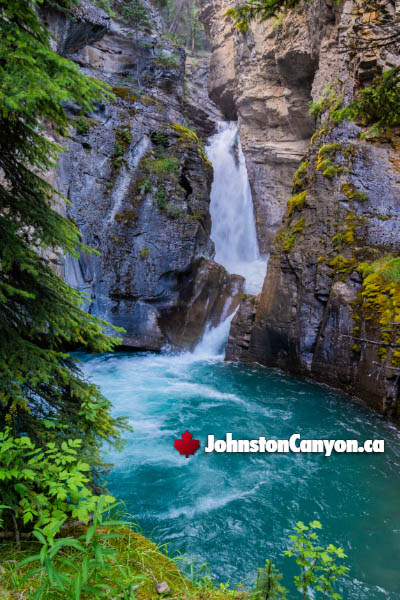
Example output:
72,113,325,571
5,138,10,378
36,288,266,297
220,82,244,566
79,349,400,599
79,122,400,599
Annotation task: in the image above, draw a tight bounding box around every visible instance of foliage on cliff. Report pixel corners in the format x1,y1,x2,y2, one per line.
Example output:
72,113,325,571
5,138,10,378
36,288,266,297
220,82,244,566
333,67,400,137
225,0,302,31
0,0,129,533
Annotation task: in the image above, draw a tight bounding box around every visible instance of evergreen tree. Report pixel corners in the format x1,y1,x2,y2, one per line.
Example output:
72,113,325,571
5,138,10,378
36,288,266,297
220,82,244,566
0,0,128,481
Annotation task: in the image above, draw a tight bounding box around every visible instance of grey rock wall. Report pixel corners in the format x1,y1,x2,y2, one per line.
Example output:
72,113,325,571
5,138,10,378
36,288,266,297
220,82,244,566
48,1,242,350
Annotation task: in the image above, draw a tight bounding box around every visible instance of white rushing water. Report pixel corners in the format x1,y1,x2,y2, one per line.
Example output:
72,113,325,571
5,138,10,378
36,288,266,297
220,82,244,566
206,122,267,295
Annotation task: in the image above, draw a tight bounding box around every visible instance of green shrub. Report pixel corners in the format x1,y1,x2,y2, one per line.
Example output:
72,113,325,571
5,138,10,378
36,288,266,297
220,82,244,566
332,67,400,137
111,126,132,170
284,520,348,599
155,53,180,70
121,0,152,30
143,156,180,177
139,178,152,193
0,429,114,540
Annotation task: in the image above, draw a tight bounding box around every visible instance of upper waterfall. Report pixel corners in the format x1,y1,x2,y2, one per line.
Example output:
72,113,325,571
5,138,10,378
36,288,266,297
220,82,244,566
206,122,267,295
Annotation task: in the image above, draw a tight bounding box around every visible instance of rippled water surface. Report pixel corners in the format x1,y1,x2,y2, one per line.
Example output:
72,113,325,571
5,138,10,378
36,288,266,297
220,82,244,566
79,351,400,599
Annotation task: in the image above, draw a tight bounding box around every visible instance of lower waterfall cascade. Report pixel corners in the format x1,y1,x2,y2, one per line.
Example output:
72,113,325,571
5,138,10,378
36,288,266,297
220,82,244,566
206,122,267,296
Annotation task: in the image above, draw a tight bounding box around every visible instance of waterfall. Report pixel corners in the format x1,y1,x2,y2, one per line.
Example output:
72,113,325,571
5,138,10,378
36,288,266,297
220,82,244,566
192,122,267,358
206,121,267,296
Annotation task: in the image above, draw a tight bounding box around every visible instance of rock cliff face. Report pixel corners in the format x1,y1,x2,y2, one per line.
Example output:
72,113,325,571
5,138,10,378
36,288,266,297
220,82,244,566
45,1,242,350
204,0,400,417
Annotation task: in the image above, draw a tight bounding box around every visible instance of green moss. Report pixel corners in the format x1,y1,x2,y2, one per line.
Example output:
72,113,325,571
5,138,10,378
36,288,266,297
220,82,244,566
315,144,344,179
340,182,369,202
282,217,305,252
139,247,150,259
326,254,357,277
112,86,140,102
309,128,327,148
241,293,247,301
172,122,212,167
143,156,180,178
292,160,308,190
332,211,366,249
353,256,400,365
186,208,205,223
309,85,343,120
288,191,306,216
112,86,157,107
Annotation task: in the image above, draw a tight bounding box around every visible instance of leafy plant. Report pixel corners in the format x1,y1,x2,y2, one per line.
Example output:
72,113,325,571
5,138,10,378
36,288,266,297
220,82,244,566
75,115,91,135
225,0,304,32
284,521,348,599
332,67,400,137
155,53,181,70
0,429,115,541
143,156,180,177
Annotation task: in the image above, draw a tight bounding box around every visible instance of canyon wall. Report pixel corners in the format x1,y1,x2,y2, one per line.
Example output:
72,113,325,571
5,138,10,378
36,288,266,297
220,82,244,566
203,0,400,417
45,0,242,350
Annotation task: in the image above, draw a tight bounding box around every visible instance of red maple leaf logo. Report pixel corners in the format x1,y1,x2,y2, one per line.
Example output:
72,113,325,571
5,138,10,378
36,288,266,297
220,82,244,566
174,430,200,458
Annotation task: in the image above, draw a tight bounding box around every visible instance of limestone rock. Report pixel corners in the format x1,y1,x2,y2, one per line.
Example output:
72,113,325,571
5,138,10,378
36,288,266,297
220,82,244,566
48,1,233,350
155,581,170,594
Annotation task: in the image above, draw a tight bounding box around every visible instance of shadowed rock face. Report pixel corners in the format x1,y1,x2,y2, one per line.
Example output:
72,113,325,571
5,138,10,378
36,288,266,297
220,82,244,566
203,0,400,417
46,1,242,350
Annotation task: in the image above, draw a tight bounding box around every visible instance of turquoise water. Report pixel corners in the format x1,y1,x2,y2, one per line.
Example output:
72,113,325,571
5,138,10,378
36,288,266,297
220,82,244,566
79,350,400,599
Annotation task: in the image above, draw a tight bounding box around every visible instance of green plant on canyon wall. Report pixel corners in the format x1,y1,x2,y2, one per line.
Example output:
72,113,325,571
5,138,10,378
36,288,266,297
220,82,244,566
172,122,212,167
111,125,132,169
332,67,400,137
315,143,343,178
352,257,400,364
309,85,343,122
287,191,306,216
